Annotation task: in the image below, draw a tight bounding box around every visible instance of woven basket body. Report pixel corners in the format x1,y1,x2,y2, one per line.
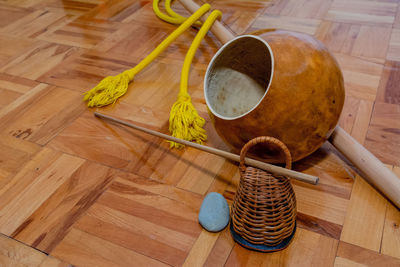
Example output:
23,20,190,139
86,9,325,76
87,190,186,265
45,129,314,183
231,136,297,246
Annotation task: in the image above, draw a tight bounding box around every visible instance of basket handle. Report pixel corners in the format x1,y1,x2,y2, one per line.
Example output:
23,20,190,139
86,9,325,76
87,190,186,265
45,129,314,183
239,136,292,172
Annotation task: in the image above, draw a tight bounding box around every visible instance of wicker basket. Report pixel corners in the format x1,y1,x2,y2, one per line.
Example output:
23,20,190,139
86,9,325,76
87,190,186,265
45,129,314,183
231,136,297,248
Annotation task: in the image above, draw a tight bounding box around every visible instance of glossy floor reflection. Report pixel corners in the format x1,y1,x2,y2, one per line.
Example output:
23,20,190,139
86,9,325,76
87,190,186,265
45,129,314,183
0,0,400,266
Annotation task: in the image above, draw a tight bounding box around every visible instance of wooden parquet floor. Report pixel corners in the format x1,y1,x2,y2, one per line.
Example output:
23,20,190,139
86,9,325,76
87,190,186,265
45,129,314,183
0,0,399,266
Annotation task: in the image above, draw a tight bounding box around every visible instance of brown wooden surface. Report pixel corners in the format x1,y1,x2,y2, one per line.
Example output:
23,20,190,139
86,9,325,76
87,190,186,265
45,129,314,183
0,0,399,266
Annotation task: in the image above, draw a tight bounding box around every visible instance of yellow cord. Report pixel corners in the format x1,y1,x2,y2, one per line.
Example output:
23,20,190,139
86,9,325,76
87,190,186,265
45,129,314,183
152,0,185,24
153,0,201,26
83,3,211,107
165,0,186,22
85,0,222,148
169,10,222,147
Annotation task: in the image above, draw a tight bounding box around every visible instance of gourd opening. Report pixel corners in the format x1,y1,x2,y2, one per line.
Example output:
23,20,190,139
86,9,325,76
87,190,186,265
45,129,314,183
205,35,274,120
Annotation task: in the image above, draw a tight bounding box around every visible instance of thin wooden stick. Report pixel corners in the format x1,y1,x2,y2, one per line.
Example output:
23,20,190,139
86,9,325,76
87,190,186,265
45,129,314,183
94,112,319,185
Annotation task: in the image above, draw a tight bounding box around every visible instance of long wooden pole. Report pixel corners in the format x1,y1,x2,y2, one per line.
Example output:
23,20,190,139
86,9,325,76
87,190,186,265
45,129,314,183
329,127,400,208
94,112,319,185
177,0,400,209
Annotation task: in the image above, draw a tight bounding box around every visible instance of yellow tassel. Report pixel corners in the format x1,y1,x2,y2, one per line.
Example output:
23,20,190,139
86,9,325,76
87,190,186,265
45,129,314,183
169,94,207,148
83,70,133,107
168,10,221,147
83,3,211,108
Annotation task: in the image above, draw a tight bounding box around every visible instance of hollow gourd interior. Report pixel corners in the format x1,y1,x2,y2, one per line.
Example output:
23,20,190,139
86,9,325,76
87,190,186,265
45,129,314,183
205,36,273,119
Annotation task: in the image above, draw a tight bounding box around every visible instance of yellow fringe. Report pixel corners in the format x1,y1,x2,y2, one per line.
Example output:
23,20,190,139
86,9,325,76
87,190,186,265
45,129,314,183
83,3,211,107
168,10,222,147
169,94,207,148
84,0,222,149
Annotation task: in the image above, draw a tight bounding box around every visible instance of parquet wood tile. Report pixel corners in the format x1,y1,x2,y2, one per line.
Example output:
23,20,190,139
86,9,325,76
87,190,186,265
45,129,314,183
0,148,86,236
0,84,86,145
225,228,338,267
1,42,78,80
0,0,399,266
12,161,113,253
176,152,226,195
203,228,235,267
263,0,289,15
387,28,400,61
350,100,374,145
249,14,321,35
395,4,400,29
315,21,361,55
38,50,135,91
38,17,122,49
0,9,72,38
351,26,392,60
340,174,387,252
382,203,400,258
0,34,41,68
52,228,168,267
334,53,383,102
0,233,70,267
326,0,397,26
39,0,104,15
338,96,361,134
80,0,147,22
51,173,204,266
376,60,400,105
293,182,348,226
0,3,31,28
0,73,39,109
335,241,400,267
1,0,102,17
278,0,332,20
0,134,40,187
182,230,220,267
365,102,400,166
381,166,400,259
48,110,165,171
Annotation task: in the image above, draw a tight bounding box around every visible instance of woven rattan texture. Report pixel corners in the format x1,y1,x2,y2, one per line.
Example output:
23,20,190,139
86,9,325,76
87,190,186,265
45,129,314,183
231,136,297,246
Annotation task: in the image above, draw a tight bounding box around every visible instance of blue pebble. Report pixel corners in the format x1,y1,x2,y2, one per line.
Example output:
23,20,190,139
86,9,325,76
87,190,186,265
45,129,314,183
198,192,230,232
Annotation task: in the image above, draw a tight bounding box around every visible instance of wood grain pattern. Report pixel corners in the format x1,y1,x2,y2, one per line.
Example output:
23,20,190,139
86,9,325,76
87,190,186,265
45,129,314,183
365,102,400,166
52,228,168,267
0,84,86,145
340,175,387,252
381,166,400,259
387,29,400,61
250,14,321,35
326,0,396,26
0,148,85,235
1,43,78,80
225,228,338,267
0,0,399,266
0,233,70,267
12,161,113,253
336,241,400,267
377,60,400,105
351,26,392,60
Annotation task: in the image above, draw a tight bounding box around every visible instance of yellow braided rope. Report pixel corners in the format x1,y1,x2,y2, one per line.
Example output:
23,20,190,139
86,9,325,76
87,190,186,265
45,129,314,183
83,3,211,107
169,10,222,147
165,0,186,21
152,0,186,24
153,0,201,26
85,0,221,148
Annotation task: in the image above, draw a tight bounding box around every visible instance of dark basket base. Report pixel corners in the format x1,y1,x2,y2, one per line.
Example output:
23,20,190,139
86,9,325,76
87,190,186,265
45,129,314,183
230,222,296,253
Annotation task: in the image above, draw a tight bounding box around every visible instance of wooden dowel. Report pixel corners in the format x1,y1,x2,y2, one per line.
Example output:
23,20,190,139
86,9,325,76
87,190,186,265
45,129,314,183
330,127,400,209
178,0,234,44
94,112,319,185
